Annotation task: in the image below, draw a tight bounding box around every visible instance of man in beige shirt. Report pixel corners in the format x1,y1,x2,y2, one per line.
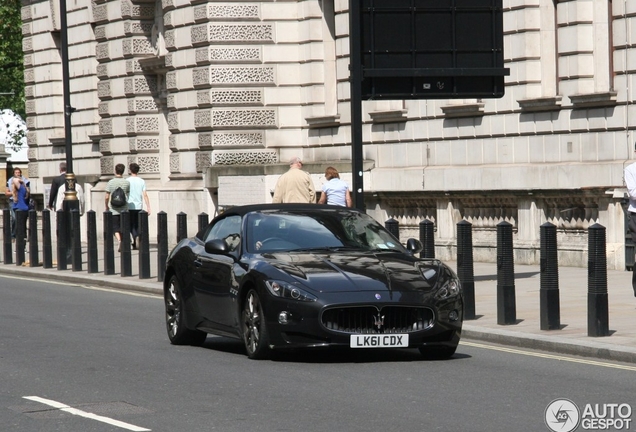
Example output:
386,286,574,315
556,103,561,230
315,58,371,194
272,156,316,203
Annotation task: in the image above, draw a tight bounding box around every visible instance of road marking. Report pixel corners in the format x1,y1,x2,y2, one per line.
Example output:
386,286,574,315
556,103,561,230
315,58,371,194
461,341,636,371
23,396,151,431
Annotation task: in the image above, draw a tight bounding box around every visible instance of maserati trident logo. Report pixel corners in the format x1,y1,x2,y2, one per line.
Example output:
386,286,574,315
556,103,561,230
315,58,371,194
373,313,385,330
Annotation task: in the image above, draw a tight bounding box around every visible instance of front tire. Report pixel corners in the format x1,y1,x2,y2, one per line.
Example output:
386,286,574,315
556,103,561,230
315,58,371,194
242,289,270,359
165,275,207,346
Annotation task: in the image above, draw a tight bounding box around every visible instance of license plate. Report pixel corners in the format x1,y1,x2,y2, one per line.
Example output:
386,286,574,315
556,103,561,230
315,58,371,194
350,334,409,348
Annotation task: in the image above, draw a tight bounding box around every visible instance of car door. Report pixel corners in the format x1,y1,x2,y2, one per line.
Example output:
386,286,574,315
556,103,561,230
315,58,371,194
192,215,242,329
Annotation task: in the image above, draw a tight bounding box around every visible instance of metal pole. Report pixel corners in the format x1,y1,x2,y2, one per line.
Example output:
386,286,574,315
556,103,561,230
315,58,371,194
349,0,364,210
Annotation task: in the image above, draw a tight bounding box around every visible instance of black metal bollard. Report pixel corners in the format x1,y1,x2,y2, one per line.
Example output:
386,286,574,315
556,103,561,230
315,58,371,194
588,223,609,337
3,209,11,264
42,210,53,268
120,211,132,277
385,218,399,241
457,220,475,320
103,211,115,276
87,211,98,273
28,209,39,267
157,211,168,282
540,222,560,330
177,212,188,243
496,221,516,325
71,209,82,271
139,211,150,279
15,210,27,266
198,212,209,233
419,219,435,259
57,209,67,270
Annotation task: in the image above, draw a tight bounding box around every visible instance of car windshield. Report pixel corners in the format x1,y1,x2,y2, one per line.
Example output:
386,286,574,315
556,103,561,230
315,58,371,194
245,209,405,253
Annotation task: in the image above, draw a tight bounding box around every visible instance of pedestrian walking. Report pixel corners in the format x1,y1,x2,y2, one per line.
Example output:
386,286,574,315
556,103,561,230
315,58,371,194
48,162,67,210
272,156,316,203
127,163,151,250
624,142,636,297
5,167,30,239
104,163,130,251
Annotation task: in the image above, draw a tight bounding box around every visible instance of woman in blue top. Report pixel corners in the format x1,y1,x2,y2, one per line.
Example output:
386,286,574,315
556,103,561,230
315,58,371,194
11,177,29,240
318,167,352,207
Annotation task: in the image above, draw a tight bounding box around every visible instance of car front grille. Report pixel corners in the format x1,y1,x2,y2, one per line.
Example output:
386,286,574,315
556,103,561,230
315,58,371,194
321,306,434,334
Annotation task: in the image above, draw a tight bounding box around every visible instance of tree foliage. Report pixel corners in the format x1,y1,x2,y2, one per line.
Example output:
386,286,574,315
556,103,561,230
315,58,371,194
0,0,25,120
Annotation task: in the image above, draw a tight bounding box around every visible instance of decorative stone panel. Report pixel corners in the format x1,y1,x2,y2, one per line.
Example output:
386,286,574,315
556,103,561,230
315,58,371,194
126,60,143,75
167,112,179,131
197,89,263,107
167,94,175,110
96,42,109,62
97,64,108,78
21,5,31,21
24,86,33,98
129,98,159,113
101,156,114,175
23,55,33,67
27,132,37,146
25,100,35,114
100,139,111,154
165,53,173,67
22,23,31,36
196,151,212,172
124,20,153,36
121,0,154,20
138,156,160,173
129,137,160,152
23,37,33,53
99,119,114,137
191,24,273,46
169,135,176,149
98,101,110,117
123,38,155,58
124,76,158,95
95,26,106,41
212,150,278,166
27,148,37,160
210,66,275,85
192,67,210,88
126,116,160,135
97,81,112,99
93,4,108,24
164,11,172,28
169,153,180,172
212,109,276,129
164,30,175,50
162,0,174,12
26,117,35,129
166,71,177,90
194,110,212,130
198,131,264,149
24,69,34,83
194,4,259,22
196,47,261,64
28,162,38,179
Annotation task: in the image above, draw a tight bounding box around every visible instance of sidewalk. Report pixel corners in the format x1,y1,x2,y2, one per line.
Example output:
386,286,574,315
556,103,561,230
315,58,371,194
1,245,635,363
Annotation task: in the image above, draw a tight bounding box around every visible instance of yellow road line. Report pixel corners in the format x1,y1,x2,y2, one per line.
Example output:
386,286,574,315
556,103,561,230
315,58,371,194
461,341,636,371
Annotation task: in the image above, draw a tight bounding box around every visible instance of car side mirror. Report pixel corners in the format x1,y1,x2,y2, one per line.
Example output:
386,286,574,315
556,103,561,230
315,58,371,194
205,238,235,259
406,238,423,255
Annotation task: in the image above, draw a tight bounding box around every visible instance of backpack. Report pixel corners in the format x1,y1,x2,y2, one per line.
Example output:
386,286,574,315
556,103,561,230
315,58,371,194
110,186,127,207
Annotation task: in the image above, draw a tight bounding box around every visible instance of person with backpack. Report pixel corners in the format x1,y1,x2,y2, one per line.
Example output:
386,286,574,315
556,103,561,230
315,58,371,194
104,163,130,251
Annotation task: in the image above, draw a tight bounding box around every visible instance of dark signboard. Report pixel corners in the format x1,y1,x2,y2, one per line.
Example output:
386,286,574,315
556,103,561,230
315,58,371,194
360,0,509,100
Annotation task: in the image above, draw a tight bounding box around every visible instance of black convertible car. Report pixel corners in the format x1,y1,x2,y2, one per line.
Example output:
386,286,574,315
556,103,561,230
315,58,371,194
163,204,463,359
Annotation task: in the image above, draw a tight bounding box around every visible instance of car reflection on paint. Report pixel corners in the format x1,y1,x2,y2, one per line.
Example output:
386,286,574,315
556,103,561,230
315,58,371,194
163,204,463,360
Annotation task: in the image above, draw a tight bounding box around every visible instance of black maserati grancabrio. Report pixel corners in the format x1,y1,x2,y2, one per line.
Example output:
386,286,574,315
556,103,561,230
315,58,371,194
163,204,463,359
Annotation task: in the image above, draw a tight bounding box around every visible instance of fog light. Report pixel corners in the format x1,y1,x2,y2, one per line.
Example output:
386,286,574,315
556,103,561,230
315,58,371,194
449,310,459,322
278,311,290,324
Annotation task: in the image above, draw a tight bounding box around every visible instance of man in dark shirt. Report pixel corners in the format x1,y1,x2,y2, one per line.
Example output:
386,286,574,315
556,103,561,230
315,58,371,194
48,162,67,210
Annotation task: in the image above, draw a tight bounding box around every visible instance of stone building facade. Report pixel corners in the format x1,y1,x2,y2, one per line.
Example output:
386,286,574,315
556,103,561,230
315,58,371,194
20,0,636,269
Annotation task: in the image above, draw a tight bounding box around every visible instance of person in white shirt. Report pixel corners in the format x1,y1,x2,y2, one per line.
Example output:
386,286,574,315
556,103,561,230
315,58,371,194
127,163,151,250
318,166,352,207
623,143,636,297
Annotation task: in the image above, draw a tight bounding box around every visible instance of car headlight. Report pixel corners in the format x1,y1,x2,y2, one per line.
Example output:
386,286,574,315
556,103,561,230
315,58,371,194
265,280,317,302
435,278,461,300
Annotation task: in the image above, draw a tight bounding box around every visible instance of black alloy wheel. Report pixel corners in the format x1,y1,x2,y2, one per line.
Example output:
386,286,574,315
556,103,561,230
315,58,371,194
242,289,270,359
165,275,207,346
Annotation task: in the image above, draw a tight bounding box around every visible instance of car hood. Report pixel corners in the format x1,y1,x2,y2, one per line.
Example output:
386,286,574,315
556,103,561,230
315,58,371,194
255,251,445,293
